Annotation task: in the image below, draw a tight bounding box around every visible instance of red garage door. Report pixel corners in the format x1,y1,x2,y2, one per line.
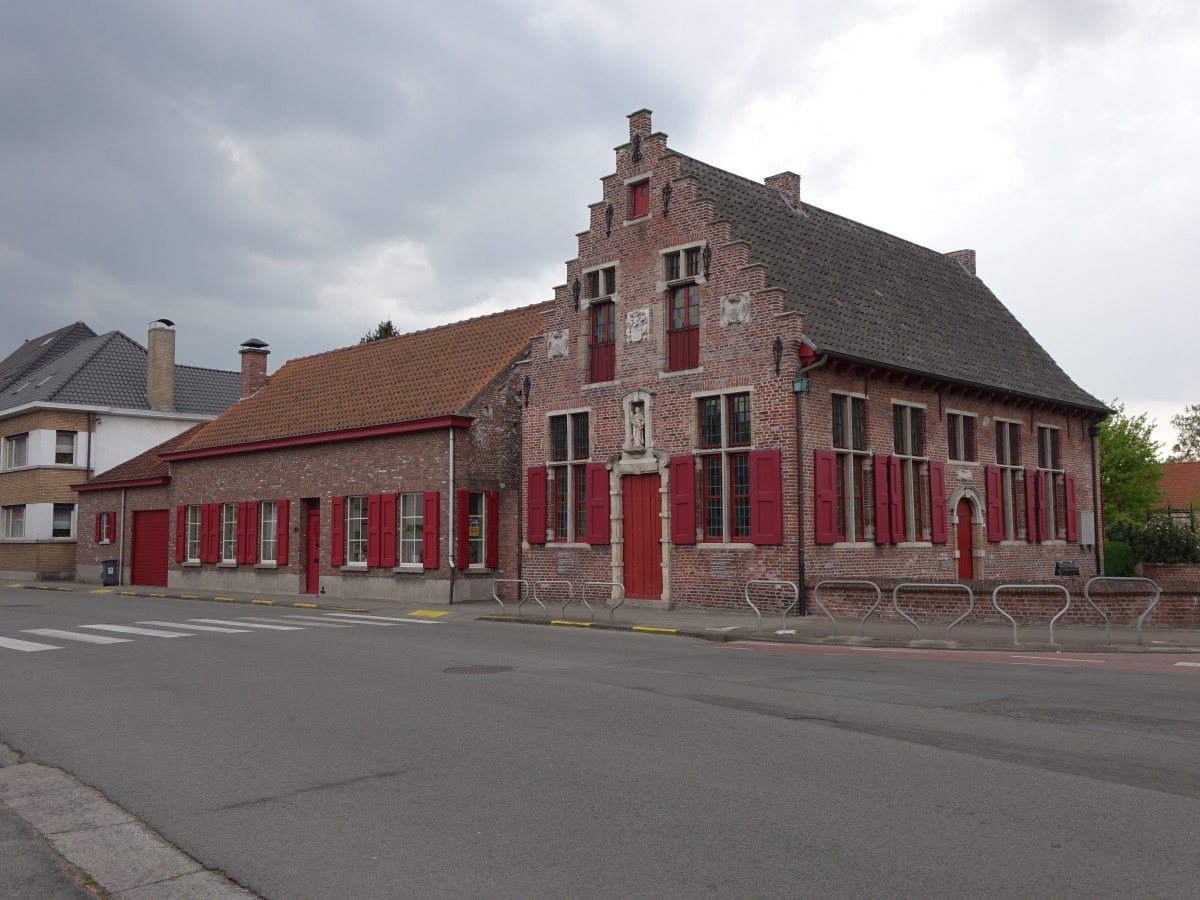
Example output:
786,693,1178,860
131,509,170,587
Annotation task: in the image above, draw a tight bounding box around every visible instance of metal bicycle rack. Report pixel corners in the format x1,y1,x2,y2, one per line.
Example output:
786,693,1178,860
1083,576,1162,645
536,580,576,617
744,580,799,632
811,580,883,637
583,581,624,621
890,583,976,642
991,584,1071,645
491,579,541,616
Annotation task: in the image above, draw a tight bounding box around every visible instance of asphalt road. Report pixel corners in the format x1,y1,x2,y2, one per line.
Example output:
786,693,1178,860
1,587,1197,899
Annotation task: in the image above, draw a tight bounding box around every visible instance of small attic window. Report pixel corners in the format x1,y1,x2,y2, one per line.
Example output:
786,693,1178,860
629,180,649,220
37,373,55,386
14,381,30,393
41,336,55,345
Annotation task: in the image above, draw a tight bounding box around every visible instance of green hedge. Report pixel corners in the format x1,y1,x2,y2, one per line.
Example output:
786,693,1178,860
1107,518,1200,565
1103,541,1136,577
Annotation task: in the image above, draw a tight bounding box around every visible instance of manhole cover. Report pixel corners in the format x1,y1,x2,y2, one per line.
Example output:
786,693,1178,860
444,664,513,675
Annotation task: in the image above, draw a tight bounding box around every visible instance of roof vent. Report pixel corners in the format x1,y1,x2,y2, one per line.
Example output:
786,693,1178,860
241,338,269,349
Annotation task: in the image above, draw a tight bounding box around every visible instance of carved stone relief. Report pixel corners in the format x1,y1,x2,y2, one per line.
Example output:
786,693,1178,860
546,329,569,358
719,292,750,326
625,308,650,344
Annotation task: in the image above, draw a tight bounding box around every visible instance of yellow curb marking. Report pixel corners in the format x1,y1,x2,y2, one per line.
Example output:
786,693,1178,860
551,620,592,628
119,592,136,596
632,626,678,635
251,599,273,606
91,589,113,594
214,597,236,602
409,609,450,618
7,583,23,588
293,602,318,609
180,594,199,599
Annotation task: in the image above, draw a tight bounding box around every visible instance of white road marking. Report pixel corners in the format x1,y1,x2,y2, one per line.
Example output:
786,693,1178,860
323,613,432,624
0,635,61,652
1013,655,1106,664
22,629,131,644
242,616,350,628
1174,661,1200,668
190,619,304,631
80,624,193,638
278,616,356,627
137,621,253,633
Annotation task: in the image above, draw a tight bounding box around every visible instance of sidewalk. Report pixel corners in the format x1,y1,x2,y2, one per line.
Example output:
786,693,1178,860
12,580,1200,653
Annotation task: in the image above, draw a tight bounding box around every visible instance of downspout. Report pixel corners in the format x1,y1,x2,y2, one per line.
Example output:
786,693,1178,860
447,427,456,605
118,488,127,586
794,354,829,616
1089,422,1102,576
85,412,93,476
516,413,524,589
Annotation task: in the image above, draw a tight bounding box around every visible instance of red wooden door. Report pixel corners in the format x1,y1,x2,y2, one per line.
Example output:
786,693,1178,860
131,509,169,587
622,474,662,600
305,506,321,594
956,499,973,580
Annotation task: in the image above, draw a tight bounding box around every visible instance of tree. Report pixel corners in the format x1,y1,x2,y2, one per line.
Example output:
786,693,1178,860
1099,401,1164,528
1167,403,1200,462
360,319,399,343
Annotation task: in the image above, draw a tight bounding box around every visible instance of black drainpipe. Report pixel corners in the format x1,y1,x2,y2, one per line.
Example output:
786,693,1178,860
794,354,829,616
1089,422,1102,576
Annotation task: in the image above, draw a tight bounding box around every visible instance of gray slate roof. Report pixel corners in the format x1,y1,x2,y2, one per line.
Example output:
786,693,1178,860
0,322,97,391
676,155,1106,412
0,329,239,416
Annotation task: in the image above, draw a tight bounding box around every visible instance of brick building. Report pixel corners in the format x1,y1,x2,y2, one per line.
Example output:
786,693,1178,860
75,304,546,601
1,321,238,580
521,110,1110,613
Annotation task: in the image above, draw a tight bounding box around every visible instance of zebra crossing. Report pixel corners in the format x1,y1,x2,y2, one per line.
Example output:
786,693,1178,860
0,611,438,653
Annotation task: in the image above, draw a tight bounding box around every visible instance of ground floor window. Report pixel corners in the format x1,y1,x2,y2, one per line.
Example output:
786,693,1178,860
259,501,277,563
52,503,74,538
2,505,25,539
345,496,368,564
400,493,423,566
220,503,237,562
186,505,202,561
467,492,484,566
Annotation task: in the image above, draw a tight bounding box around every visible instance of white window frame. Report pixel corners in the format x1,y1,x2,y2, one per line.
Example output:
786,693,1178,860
2,505,26,539
54,431,76,466
832,392,873,543
467,492,485,567
186,505,202,562
259,500,277,564
995,419,1025,541
220,502,237,563
4,433,28,469
1037,424,1066,541
346,495,368,564
399,493,424,567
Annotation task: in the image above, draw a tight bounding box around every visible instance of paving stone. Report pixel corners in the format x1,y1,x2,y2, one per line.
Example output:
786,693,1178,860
49,822,201,895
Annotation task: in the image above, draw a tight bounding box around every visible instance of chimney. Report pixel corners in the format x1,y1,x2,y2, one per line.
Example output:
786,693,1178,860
239,338,270,399
765,171,801,208
146,319,176,412
628,108,653,144
945,249,977,275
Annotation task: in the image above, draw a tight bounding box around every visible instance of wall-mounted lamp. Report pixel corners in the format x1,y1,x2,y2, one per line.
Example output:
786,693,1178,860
772,336,784,375
523,375,531,408
572,277,581,311
792,377,810,393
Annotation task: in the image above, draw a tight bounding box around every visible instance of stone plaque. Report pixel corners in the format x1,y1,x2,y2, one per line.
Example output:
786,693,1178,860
719,292,750,326
546,329,569,358
626,308,650,344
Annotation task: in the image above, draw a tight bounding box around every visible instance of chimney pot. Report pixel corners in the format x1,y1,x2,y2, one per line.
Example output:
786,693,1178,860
239,339,270,400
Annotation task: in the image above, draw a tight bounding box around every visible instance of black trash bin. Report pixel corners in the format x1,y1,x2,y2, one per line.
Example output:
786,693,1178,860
101,559,119,586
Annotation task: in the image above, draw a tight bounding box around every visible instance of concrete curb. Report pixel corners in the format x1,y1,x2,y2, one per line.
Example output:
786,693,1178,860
8,582,370,614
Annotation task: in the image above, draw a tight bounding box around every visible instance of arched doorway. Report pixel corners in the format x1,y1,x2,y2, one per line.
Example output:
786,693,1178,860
956,498,974,580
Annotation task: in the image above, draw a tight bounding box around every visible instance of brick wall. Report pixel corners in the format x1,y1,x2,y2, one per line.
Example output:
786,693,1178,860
75,485,170,584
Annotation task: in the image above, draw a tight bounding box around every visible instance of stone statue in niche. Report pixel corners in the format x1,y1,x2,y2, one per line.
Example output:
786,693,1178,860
546,329,569,358
630,401,646,449
626,308,650,344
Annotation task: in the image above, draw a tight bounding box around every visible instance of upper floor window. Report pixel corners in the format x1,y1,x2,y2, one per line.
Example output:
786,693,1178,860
549,412,590,541
589,301,616,383
586,266,617,300
947,413,976,462
2,505,25,539
893,404,930,541
667,285,700,371
55,431,76,465
4,434,28,469
697,393,752,542
629,180,649,219
52,503,74,538
832,394,873,542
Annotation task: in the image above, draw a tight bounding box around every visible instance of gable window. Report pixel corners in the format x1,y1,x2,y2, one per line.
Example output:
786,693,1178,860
947,413,976,462
345,496,368,564
55,431,76,465
4,434,28,469
697,393,752,542
220,503,238,562
993,421,1025,540
589,301,616,383
629,180,649,219
832,394,873,542
893,404,930,541
186,505,202,562
1038,426,1066,540
586,266,617,300
259,501,277,564
2,505,26,539
549,412,590,542
52,503,75,538
399,493,424,566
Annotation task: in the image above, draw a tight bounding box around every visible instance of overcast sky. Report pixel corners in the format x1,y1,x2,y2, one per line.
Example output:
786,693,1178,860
1,0,1195,452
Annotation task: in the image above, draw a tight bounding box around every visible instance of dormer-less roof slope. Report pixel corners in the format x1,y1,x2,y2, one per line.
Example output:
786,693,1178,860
0,322,97,391
0,331,239,415
1160,461,1200,508
676,155,1107,413
175,302,549,454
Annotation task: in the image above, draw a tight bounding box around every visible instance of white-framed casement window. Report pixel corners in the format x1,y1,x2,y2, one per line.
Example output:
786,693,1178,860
995,420,1025,540
893,403,931,542
220,502,238,562
548,411,590,542
98,511,112,543
467,492,485,566
346,495,368,564
259,500,277,563
399,493,424,566
4,433,28,469
2,505,26,539
947,413,976,463
54,431,77,465
1037,425,1066,540
832,393,873,542
186,505,202,561
697,391,752,542
51,503,75,538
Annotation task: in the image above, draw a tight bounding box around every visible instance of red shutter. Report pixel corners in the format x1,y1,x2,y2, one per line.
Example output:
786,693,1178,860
199,505,210,562
585,463,611,544
174,506,185,562
1065,474,1078,542
485,490,499,568
456,490,470,569
381,493,397,568
94,512,102,542
929,461,948,544
247,501,260,563
276,499,290,565
108,512,117,542
235,501,248,564
985,466,1004,542
422,491,439,570
366,493,381,567
206,503,221,563
749,450,783,545
1024,469,1038,542
331,496,345,566
814,450,837,545
527,467,547,545
873,454,891,544
669,456,696,545
888,456,904,542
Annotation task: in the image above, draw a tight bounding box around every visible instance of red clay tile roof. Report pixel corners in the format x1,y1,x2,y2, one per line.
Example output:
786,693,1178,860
177,302,548,452
81,424,210,486
1159,461,1200,509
